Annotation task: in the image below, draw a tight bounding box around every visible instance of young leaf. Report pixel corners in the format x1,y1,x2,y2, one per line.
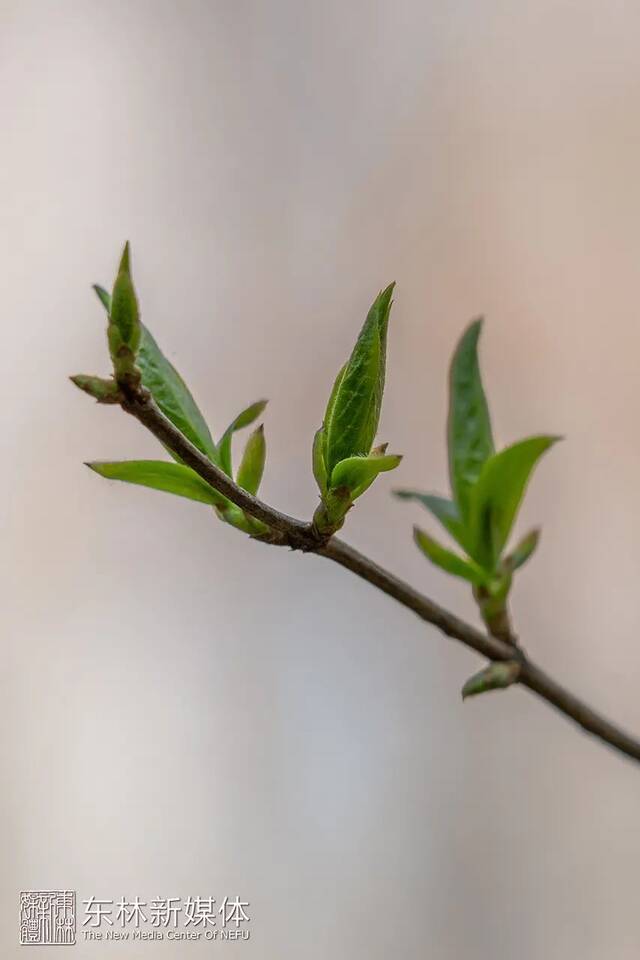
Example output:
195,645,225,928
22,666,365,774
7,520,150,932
461,660,521,700
94,273,217,461
369,285,393,436
137,325,217,461
347,443,400,499
413,526,486,585
312,427,328,494
93,284,111,313
236,424,266,495
109,242,140,355
330,452,401,495
218,400,268,477
448,318,494,519
324,284,394,474
87,460,224,506
394,490,469,552
502,527,540,573
469,435,560,569
319,363,346,468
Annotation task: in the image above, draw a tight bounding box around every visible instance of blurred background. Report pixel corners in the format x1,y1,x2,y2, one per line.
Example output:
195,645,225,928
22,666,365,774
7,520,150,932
3,0,640,956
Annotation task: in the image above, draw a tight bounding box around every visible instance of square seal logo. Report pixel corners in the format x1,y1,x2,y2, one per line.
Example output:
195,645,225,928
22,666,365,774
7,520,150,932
20,891,76,945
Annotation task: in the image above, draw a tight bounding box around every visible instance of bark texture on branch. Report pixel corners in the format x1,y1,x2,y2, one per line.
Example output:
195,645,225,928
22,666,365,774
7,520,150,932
115,388,640,765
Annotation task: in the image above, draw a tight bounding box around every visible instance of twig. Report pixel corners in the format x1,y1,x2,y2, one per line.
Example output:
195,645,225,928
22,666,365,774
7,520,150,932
119,388,640,765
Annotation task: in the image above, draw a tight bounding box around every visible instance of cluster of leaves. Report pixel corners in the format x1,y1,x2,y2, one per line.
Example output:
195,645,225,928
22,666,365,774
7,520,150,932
74,244,269,536
73,245,559,698
311,283,402,535
395,319,559,642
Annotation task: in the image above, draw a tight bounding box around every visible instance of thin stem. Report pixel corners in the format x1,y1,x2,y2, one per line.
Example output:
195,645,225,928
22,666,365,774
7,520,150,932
123,390,311,546
119,388,640,765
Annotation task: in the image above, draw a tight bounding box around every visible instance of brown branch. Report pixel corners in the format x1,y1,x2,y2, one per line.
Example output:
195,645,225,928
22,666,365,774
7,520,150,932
118,388,640,765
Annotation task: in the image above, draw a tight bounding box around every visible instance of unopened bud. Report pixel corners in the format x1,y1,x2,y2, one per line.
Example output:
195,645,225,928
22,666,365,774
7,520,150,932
70,374,121,403
461,660,521,700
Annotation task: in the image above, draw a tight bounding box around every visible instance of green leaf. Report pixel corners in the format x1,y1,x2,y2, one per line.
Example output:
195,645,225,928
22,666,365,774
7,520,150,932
87,460,224,506
320,363,346,468
93,270,216,461
137,325,217,461
413,526,486,585
311,439,401,536
236,424,266,495
394,490,470,552
327,325,380,470
348,442,399,499
461,660,521,699
469,435,560,569
109,242,140,353
218,400,268,477
324,283,394,474
323,363,347,430
330,452,402,496
502,527,540,573
312,427,328,494
448,318,494,520
93,284,111,313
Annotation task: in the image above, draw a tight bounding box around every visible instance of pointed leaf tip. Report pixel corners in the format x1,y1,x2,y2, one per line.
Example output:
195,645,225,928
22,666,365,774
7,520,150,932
371,442,389,456
503,527,541,573
93,284,111,313
379,281,396,309
70,374,120,403
448,316,494,520
118,241,131,274
236,423,267,496
218,400,269,477
109,241,140,366
461,660,521,699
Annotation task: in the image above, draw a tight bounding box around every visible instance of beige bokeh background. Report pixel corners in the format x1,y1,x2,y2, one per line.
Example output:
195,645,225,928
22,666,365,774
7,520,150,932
3,0,640,956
